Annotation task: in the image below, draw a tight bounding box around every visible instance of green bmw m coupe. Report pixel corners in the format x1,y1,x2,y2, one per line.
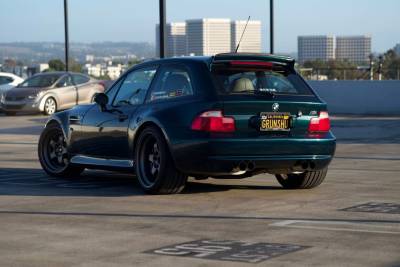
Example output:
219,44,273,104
38,53,336,194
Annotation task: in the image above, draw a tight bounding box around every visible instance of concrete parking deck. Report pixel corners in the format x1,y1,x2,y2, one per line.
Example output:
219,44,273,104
0,113,399,266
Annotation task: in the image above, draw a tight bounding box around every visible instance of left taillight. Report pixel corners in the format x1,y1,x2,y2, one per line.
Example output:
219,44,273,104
99,82,105,88
190,110,235,132
308,111,330,132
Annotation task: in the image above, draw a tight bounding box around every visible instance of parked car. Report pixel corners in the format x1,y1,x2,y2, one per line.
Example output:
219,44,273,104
1,72,105,116
0,72,25,108
37,53,336,194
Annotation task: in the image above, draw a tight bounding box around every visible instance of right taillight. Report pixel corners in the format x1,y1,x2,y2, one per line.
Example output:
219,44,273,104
308,111,330,132
190,110,235,132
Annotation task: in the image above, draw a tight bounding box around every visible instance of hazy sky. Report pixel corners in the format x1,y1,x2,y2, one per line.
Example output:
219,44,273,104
0,0,399,53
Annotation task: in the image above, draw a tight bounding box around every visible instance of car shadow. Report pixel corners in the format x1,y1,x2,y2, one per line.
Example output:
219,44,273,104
0,167,284,197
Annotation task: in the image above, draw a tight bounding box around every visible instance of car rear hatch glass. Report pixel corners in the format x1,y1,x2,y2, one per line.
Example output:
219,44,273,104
210,60,323,134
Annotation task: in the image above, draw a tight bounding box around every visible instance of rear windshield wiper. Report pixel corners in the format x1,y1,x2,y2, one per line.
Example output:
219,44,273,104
231,90,275,97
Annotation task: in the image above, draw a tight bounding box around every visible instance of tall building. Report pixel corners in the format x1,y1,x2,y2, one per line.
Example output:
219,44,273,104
336,36,371,63
394,44,400,56
297,36,335,63
231,21,261,53
186,18,231,56
156,23,187,58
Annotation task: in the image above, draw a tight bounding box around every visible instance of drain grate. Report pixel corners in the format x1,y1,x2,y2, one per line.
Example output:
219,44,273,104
144,239,310,263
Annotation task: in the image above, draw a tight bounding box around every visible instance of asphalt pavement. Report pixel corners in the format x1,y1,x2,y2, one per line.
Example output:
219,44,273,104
0,112,399,266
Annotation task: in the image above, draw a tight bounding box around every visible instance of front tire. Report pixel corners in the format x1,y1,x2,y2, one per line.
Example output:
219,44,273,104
275,168,328,189
43,97,57,115
38,122,84,177
135,126,188,194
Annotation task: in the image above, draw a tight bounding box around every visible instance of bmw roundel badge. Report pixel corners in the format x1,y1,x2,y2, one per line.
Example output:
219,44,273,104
272,103,279,112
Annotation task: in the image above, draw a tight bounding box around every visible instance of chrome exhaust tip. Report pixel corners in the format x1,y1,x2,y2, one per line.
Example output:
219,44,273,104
238,161,247,171
309,160,316,170
247,161,255,171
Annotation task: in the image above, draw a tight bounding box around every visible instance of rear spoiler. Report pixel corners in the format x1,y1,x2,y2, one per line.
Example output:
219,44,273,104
212,53,295,70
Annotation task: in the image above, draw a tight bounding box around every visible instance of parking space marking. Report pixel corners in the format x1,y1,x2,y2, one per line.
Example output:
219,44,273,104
341,202,400,215
270,220,400,235
144,239,310,263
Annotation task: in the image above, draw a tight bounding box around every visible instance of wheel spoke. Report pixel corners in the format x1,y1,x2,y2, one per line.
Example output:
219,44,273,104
49,140,57,148
62,147,67,155
153,143,159,153
151,165,157,176
148,154,154,163
50,151,57,159
58,135,64,144
57,156,63,165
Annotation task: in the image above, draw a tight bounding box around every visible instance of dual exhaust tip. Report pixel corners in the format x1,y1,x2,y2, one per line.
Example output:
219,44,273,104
292,160,317,172
238,161,256,172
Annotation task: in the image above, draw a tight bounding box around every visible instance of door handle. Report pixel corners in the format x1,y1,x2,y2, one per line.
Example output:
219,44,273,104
119,115,129,122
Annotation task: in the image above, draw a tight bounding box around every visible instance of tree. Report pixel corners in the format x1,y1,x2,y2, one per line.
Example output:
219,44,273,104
128,60,144,68
69,58,83,73
4,59,17,68
48,59,65,71
43,68,56,73
112,60,124,65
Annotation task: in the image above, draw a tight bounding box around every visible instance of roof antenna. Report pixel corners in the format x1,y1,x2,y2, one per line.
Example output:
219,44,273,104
235,16,250,53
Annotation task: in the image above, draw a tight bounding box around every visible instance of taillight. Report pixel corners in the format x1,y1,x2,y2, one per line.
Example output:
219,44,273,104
99,82,105,87
190,110,235,132
308,111,330,132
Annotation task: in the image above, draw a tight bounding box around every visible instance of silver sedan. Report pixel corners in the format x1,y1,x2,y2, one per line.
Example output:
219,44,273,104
1,72,106,116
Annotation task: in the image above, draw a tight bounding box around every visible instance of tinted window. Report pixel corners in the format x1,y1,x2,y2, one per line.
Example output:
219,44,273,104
73,74,90,85
112,66,158,106
105,78,124,104
19,75,59,88
146,65,193,102
58,75,74,86
211,64,313,95
0,76,14,85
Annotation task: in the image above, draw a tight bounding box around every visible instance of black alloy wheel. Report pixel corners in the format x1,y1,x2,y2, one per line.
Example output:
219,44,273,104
135,126,188,194
38,122,84,177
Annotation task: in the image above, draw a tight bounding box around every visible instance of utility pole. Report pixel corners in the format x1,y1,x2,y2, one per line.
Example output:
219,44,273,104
159,0,167,58
369,54,373,81
378,55,383,81
64,0,69,72
270,0,274,54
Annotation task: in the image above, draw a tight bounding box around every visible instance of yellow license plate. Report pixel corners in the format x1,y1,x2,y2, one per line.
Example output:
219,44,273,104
260,113,290,131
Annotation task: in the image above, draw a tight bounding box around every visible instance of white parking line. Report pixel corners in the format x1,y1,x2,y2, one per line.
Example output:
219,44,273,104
270,220,400,235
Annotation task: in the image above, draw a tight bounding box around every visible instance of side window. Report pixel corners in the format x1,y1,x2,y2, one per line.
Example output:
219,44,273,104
58,75,74,86
146,65,193,102
73,74,90,85
0,76,14,85
112,66,158,106
105,78,124,104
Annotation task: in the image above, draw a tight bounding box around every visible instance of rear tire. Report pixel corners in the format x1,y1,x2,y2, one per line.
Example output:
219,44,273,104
275,168,328,189
135,126,188,195
4,111,17,116
38,122,84,178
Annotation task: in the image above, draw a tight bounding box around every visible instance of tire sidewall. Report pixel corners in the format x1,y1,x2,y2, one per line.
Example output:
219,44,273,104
44,97,57,115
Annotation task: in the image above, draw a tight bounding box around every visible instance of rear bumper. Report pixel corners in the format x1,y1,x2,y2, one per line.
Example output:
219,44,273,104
164,127,336,175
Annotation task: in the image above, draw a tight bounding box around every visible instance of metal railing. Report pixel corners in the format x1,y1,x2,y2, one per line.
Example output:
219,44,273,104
297,68,400,81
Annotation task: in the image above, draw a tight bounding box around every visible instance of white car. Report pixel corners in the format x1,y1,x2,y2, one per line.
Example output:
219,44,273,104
0,73,25,105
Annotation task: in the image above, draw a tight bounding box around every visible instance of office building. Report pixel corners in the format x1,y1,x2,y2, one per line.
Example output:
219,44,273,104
298,35,335,63
231,21,261,53
186,18,231,56
156,23,187,58
394,44,400,56
336,36,371,63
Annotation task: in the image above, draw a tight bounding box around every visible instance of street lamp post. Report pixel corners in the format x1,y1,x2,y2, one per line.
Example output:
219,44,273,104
159,0,167,58
64,0,69,72
270,0,274,54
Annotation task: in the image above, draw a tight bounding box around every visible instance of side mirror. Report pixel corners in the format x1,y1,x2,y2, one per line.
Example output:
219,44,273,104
56,82,67,88
94,93,109,112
